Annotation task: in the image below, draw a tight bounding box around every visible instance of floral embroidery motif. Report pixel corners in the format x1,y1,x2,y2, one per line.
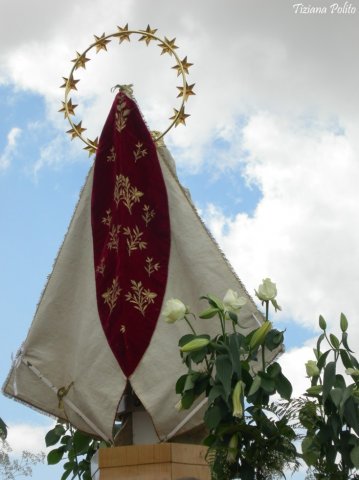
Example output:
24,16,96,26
107,224,122,251
107,147,116,163
102,277,121,313
125,280,157,316
96,258,106,276
114,174,144,214
115,99,131,133
145,257,160,277
133,141,148,162
123,226,147,256
102,209,112,227
142,204,155,227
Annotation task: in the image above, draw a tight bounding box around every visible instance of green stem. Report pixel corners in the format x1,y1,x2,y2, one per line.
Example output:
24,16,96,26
184,316,196,335
261,345,266,372
262,301,269,371
219,311,226,338
69,424,82,480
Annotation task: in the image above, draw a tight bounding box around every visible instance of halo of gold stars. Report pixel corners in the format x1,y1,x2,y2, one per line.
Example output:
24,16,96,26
61,25,195,155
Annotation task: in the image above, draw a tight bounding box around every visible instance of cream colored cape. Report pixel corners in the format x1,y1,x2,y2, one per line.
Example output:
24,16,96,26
3,145,279,441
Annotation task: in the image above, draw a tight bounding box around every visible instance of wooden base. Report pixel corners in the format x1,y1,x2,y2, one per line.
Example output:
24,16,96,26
91,443,210,480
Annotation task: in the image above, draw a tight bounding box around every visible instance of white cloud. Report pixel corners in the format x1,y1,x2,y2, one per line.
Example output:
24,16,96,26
0,0,358,171
7,422,53,454
30,133,89,178
0,127,21,170
279,342,315,398
203,112,359,347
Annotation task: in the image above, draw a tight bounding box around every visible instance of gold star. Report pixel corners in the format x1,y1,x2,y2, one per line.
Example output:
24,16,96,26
177,82,196,101
172,56,194,76
94,33,111,53
58,98,78,118
138,25,157,46
66,121,86,140
60,76,79,91
158,37,178,56
71,51,90,70
116,24,131,43
84,137,99,156
169,106,190,126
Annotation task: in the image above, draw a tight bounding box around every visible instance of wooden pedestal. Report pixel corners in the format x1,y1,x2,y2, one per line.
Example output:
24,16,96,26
91,443,211,480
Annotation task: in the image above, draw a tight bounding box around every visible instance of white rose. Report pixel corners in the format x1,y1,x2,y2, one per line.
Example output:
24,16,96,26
255,278,278,302
162,298,187,323
223,289,247,313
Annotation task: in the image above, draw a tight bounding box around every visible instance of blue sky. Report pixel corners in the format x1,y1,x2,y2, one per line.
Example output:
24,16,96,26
1,1,359,479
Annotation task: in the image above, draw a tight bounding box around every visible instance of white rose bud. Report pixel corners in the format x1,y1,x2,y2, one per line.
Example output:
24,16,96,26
162,298,187,324
255,278,278,302
223,289,247,313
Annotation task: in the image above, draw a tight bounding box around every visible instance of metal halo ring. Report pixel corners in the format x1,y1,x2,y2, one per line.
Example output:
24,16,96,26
60,25,195,155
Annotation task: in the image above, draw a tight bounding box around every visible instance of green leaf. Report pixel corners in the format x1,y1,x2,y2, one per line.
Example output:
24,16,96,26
342,332,354,353
215,354,233,399
350,445,359,468
45,424,66,447
316,333,325,355
317,350,330,370
190,347,209,364
349,353,359,369
82,470,92,480
340,313,348,332
61,469,72,480
344,397,359,436
181,390,195,409
329,334,340,349
204,405,224,430
47,446,66,465
248,375,261,397
202,434,216,447
228,334,242,376
258,372,275,394
323,361,336,402
227,311,238,324
73,430,92,455
275,372,293,400
330,388,343,407
301,436,320,466
199,307,219,319
203,294,224,311
264,329,284,351
208,384,226,405
175,374,187,394
178,334,195,347
267,362,282,379
340,349,353,369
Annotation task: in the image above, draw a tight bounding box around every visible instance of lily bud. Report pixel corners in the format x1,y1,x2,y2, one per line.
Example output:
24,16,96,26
175,399,183,411
305,360,320,377
232,380,244,418
227,434,238,463
249,321,272,350
180,338,210,353
345,368,359,376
